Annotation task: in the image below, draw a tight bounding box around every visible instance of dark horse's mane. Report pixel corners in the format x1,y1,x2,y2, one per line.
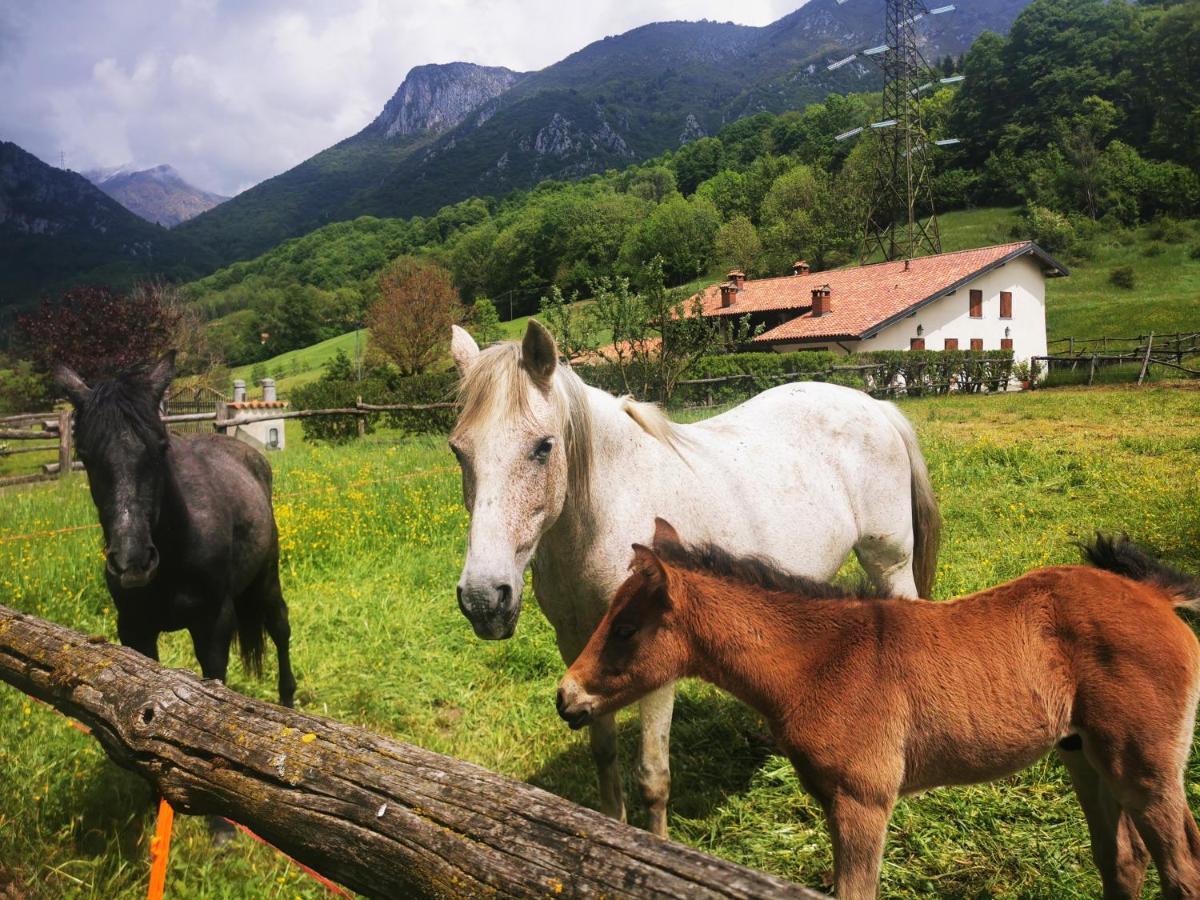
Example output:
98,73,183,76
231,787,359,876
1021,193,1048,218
74,369,168,455
653,538,890,601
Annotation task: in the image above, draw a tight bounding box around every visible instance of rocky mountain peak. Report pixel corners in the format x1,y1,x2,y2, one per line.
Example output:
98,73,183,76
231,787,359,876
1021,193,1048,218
368,62,525,139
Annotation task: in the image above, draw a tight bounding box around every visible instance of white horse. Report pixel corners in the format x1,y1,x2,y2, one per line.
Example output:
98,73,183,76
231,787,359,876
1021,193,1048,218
449,320,940,837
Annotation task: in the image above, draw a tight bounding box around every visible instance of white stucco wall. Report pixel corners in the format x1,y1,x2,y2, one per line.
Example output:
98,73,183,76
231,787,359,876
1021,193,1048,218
770,255,1049,365
858,255,1048,363
237,415,286,450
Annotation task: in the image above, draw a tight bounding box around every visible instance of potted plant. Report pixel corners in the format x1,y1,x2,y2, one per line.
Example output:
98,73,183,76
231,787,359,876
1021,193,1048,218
1013,359,1031,390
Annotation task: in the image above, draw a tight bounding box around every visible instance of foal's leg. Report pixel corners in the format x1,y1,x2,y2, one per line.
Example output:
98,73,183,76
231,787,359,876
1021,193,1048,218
1058,745,1150,898
637,683,675,838
1082,715,1200,898
824,789,895,900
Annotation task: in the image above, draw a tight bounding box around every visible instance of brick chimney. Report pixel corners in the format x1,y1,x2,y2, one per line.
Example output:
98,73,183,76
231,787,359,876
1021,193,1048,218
726,269,746,289
720,281,738,308
811,284,832,317
792,260,810,276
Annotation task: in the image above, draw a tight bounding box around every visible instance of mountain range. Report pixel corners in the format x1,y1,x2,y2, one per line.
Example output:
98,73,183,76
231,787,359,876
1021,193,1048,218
175,0,1029,265
1,0,1031,308
84,164,227,227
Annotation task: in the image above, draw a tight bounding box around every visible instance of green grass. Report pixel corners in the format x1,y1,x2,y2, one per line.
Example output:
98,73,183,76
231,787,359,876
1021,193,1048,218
2,383,1200,897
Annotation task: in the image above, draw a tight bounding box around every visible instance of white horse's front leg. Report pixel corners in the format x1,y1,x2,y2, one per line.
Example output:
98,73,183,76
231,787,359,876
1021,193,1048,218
589,713,626,823
638,683,675,838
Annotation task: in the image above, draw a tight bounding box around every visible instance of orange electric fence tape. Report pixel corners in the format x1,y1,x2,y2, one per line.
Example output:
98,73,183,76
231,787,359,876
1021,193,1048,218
0,466,458,545
30,695,352,897
146,797,174,900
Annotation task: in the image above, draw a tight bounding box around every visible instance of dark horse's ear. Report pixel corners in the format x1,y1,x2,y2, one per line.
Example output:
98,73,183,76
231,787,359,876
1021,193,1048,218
53,364,92,407
146,351,176,400
630,543,672,604
521,319,559,386
652,518,682,549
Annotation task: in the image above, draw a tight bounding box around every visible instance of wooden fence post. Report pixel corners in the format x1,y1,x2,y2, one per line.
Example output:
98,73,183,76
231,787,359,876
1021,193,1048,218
1137,332,1155,385
57,409,72,479
356,396,366,439
214,402,231,436
1088,354,1097,386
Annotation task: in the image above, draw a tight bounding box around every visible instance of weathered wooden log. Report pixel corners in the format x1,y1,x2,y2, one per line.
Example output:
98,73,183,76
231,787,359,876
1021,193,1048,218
0,604,823,900
0,429,52,440
40,460,86,475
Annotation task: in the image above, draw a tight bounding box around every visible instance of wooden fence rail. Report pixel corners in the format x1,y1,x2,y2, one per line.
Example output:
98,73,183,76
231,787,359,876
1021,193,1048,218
0,604,823,900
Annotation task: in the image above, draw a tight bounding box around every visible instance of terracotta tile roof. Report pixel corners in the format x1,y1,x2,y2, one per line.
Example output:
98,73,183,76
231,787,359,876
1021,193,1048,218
695,242,1067,343
227,400,289,410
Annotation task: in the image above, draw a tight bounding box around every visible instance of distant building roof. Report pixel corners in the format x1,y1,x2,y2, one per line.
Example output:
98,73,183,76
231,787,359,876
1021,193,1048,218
696,242,1068,344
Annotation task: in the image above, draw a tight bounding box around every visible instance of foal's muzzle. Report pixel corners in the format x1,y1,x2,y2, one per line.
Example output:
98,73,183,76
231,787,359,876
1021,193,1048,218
457,581,519,640
556,678,595,730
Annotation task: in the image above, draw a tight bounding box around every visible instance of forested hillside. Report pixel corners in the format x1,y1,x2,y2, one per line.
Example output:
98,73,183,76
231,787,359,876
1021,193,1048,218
184,0,1200,366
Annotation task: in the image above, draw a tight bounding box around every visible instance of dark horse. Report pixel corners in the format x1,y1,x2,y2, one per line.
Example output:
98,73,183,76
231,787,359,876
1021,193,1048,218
54,353,295,708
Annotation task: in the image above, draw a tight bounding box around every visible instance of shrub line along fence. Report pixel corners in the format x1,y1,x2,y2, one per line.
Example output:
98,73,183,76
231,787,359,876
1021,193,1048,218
0,603,825,899
0,400,457,489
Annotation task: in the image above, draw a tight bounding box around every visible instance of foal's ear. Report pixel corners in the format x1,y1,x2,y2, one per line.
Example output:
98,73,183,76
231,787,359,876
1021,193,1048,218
451,324,480,376
631,543,671,600
521,319,559,385
147,351,176,400
53,364,92,407
652,518,682,549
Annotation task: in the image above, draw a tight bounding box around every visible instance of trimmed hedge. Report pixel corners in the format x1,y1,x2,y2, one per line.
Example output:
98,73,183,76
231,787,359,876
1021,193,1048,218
292,349,1014,443
576,349,1014,406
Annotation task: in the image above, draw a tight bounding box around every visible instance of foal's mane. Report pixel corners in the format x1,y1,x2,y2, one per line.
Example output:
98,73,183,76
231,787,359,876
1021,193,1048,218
653,538,887,602
74,370,168,455
453,338,685,503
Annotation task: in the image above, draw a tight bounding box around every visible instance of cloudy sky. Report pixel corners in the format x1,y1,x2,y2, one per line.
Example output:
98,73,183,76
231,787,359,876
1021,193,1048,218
0,0,800,197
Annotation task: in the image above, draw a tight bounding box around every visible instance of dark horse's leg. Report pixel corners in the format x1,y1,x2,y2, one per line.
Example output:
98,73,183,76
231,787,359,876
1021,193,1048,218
262,571,296,709
188,599,239,845
116,618,159,663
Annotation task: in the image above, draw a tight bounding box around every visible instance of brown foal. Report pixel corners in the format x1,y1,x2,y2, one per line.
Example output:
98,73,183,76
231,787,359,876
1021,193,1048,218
557,520,1200,899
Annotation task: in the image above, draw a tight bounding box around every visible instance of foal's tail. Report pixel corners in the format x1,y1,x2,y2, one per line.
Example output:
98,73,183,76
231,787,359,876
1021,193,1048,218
1082,533,1200,610
878,402,942,598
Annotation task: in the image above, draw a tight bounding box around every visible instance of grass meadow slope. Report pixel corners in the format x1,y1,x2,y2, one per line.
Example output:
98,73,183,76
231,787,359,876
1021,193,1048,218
2,383,1199,897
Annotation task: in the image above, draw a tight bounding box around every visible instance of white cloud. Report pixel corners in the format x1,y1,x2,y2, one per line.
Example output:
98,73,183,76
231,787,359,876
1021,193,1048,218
0,0,802,197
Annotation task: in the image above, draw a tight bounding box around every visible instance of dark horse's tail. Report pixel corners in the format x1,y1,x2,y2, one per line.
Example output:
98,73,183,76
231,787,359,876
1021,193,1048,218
1082,534,1200,610
234,589,267,678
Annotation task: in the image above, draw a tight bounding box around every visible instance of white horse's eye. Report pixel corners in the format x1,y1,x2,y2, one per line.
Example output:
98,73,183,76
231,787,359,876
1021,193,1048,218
531,438,553,463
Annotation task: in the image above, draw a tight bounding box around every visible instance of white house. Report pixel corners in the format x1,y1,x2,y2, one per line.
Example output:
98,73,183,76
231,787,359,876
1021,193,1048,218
698,242,1068,366
223,378,288,451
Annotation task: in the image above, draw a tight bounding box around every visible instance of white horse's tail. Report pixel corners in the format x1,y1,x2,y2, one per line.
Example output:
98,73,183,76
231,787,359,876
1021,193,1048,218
878,402,942,598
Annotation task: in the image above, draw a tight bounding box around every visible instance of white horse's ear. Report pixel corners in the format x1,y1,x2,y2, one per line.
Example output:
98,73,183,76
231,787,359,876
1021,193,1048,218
652,518,682,549
54,364,92,407
147,350,176,400
521,319,559,385
451,324,480,376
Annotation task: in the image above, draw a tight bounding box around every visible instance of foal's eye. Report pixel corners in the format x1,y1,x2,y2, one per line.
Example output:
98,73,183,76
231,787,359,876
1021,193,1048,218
614,623,637,640
531,438,553,463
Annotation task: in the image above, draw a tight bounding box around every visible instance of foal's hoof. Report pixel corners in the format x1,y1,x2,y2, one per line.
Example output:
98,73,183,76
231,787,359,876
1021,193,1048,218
207,815,237,847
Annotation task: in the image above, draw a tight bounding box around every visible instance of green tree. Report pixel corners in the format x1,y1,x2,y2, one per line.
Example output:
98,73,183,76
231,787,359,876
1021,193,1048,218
537,287,601,361
671,137,724,195
714,216,764,275
467,297,503,347
620,195,720,284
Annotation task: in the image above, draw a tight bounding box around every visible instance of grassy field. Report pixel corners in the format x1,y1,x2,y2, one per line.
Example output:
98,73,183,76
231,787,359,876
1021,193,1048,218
1,382,1199,897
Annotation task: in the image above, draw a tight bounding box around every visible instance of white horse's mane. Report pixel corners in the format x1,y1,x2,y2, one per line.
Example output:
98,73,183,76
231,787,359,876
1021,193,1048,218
453,340,683,504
